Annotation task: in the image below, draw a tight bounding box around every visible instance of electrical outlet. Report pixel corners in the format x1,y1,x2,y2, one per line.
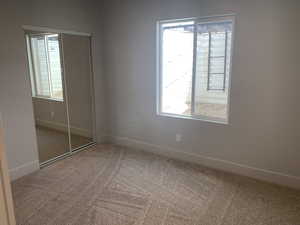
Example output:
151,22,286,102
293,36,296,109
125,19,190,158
51,111,55,118
176,134,182,142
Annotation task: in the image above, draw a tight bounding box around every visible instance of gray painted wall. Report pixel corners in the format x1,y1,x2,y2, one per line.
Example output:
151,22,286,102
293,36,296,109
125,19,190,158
0,0,106,178
103,0,300,179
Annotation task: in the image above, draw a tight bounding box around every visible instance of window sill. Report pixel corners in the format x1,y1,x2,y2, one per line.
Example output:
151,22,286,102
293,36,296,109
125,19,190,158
32,96,64,103
157,112,228,125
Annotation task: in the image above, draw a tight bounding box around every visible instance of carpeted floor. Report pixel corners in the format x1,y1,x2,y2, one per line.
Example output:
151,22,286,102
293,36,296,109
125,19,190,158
12,144,300,225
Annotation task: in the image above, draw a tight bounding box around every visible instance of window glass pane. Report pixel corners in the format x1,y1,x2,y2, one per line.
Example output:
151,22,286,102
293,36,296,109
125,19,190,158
197,33,209,67
47,35,63,100
210,32,226,57
208,74,225,90
161,22,194,115
210,57,225,74
31,36,50,97
194,21,232,120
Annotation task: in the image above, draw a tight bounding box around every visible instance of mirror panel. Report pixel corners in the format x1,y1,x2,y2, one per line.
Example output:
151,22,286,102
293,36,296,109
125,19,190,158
62,34,95,150
26,33,70,163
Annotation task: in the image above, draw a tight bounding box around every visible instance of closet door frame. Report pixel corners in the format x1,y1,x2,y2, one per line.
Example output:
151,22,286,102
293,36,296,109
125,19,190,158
23,26,97,168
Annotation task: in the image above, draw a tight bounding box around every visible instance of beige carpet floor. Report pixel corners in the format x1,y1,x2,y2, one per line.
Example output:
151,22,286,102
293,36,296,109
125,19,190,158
12,144,300,225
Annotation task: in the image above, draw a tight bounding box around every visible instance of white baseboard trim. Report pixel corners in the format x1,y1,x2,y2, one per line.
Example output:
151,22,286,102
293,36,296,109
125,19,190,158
109,136,300,189
9,160,40,181
36,119,92,138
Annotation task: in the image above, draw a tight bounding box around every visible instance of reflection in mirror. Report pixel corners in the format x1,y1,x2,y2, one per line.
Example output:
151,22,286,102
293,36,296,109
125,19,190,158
26,32,70,163
62,34,94,150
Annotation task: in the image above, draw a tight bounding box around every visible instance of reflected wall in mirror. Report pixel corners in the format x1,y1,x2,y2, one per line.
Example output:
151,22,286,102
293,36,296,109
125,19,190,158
62,34,95,150
26,32,70,163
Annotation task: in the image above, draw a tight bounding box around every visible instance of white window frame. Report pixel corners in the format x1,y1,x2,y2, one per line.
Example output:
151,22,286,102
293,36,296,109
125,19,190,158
26,33,64,102
156,14,235,124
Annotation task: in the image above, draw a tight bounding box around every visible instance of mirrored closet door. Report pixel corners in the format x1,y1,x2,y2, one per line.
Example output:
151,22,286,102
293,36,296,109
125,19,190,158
25,29,96,165
61,34,95,151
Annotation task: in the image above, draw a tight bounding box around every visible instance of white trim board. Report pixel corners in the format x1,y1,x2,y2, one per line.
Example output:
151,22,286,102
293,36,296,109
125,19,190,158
22,25,91,37
9,160,39,181
36,119,92,138
109,136,300,190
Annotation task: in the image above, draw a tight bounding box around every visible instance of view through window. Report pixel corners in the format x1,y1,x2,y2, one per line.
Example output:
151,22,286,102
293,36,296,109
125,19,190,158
158,16,233,122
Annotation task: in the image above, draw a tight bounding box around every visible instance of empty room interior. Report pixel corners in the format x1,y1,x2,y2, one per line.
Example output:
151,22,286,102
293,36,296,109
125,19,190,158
1,0,300,224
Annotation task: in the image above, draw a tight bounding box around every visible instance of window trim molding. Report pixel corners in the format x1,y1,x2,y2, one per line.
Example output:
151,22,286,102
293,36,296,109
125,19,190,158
22,25,91,37
156,14,236,124
32,96,64,103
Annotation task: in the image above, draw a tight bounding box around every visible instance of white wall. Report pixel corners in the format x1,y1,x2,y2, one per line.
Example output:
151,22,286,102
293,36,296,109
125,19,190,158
0,0,106,180
103,0,300,187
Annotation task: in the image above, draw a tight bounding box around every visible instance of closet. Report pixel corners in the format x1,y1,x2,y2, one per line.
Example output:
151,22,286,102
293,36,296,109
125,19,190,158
25,28,96,165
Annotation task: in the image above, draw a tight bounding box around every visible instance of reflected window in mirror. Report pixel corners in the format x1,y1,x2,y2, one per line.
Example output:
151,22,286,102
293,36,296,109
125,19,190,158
26,34,64,101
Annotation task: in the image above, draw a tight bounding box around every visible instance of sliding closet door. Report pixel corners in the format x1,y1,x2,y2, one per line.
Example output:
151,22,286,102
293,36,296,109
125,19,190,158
61,34,95,150
26,33,71,163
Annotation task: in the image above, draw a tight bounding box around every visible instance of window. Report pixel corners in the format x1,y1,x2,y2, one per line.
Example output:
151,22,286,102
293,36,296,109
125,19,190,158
27,34,64,101
157,16,234,123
